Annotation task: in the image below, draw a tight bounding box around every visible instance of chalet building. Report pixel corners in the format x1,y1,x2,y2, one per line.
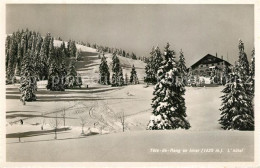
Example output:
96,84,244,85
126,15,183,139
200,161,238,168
189,54,232,77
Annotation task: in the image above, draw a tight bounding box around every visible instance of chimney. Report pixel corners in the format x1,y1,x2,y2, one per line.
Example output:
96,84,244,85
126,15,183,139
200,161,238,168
221,55,223,60
216,52,218,57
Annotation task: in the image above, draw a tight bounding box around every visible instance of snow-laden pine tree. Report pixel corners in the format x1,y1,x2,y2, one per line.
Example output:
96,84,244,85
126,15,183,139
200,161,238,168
222,63,229,85
15,43,22,76
131,52,137,60
250,48,255,78
118,66,125,86
33,35,43,78
130,64,139,84
66,61,77,88
237,40,254,109
60,41,67,58
69,41,77,58
147,43,191,130
5,36,11,73
46,62,65,91
19,51,37,102
219,40,254,130
111,53,124,86
219,71,254,130
145,47,155,84
65,61,82,88
7,36,18,81
145,46,163,84
152,46,163,82
250,48,255,93
237,40,250,80
177,49,187,85
39,42,49,80
67,40,71,57
99,55,110,85
60,63,67,85
47,39,55,66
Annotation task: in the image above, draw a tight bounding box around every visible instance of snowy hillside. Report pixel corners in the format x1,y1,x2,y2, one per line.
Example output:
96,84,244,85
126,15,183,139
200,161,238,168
54,40,146,86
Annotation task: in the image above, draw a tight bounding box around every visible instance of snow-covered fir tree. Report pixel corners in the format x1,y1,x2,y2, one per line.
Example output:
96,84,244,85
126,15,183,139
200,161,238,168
147,43,191,130
46,63,65,91
111,53,124,86
15,43,22,76
130,64,139,84
33,34,43,78
69,41,77,58
250,48,255,93
145,46,163,84
7,36,18,81
152,46,163,81
145,47,154,84
237,39,250,80
65,61,82,88
118,66,124,86
67,40,71,57
219,40,254,130
250,48,255,78
219,72,254,130
60,41,67,58
19,51,37,102
5,36,11,73
237,40,254,105
222,63,229,85
177,49,187,85
131,52,137,60
99,55,110,85
60,63,67,85
39,42,49,80
47,38,55,66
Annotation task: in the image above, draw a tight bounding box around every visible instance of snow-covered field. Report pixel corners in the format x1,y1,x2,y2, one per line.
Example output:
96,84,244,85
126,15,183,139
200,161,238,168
6,85,254,162
5,43,254,162
7,130,253,162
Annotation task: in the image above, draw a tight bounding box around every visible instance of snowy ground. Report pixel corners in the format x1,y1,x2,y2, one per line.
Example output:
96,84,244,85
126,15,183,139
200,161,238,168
7,130,253,162
5,43,254,162
6,84,254,162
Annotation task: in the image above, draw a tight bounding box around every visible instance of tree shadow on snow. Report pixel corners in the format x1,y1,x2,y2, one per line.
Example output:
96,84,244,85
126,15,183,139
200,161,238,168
6,111,38,114
6,127,71,138
6,113,77,119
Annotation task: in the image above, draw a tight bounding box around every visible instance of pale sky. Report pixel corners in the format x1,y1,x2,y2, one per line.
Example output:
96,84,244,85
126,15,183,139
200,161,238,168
6,4,254,67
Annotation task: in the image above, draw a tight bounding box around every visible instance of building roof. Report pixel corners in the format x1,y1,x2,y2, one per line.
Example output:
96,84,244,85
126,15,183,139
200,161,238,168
190,54,232,69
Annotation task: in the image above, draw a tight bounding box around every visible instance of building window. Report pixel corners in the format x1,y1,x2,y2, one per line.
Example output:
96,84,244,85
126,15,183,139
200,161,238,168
201,65,203,68
212,63,214,66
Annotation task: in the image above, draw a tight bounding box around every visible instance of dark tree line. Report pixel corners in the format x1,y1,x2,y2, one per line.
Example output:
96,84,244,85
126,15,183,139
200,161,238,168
6,29,82,102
